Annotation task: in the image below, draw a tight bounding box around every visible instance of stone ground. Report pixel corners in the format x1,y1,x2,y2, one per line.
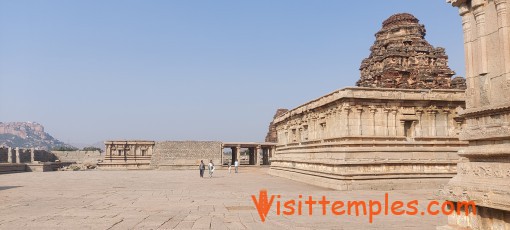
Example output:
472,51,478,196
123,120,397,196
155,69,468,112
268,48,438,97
0,167,446,229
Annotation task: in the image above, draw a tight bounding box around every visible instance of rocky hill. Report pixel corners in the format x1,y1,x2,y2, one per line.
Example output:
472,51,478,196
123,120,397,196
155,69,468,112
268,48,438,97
0,122,74,150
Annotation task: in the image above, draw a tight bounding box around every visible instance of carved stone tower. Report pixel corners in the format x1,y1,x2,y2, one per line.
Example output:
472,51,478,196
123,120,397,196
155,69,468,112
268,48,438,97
357,13,466,89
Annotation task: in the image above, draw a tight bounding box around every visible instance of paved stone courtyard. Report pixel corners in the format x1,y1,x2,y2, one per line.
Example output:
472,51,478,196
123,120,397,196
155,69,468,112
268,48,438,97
0,168,446,229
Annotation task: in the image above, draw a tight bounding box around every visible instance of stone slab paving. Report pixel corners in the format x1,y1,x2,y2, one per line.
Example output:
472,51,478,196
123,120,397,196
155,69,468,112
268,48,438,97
0,168,446,229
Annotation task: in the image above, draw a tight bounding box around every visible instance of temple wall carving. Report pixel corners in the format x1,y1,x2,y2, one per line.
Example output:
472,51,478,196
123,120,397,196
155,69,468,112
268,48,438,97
269,87,467,190
274,88,466,146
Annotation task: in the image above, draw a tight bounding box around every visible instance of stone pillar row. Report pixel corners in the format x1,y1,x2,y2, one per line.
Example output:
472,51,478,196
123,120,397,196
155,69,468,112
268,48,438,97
5,147,37,163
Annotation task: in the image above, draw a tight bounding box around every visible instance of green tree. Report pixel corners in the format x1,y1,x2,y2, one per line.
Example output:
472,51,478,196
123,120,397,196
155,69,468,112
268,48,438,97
52,146,79,151
82,146,103,153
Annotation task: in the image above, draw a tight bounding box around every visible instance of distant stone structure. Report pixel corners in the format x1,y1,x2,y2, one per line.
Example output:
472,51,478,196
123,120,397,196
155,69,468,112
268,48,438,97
0,147,81,172
222,142,276,166
265,109,289,142
51,150,103,165
357,13,466,90
269,13,468,190
100,140,155,169
439,1,510,229
98,140,275,169
150,141,222,169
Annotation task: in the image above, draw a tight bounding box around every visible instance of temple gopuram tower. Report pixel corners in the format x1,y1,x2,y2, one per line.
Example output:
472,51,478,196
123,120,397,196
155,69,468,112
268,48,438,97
358,13,466,89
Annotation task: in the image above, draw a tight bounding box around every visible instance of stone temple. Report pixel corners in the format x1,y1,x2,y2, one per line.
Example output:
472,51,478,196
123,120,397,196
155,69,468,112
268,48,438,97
268,13,468,190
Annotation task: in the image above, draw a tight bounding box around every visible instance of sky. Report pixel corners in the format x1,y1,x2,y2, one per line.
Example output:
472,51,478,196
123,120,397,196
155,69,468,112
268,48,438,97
0,1,464,145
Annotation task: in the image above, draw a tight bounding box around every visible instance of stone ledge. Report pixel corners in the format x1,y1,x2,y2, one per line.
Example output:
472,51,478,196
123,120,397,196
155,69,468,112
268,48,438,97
270,164,456,179
0,163,26,174
274,87,465,124
269,167,451,191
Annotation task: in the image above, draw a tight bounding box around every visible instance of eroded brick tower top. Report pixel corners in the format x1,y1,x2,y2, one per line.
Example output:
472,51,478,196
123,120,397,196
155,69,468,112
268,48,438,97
357,13,466,89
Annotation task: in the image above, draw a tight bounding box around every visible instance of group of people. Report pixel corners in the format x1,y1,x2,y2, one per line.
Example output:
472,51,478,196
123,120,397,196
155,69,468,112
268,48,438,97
199,159,239,178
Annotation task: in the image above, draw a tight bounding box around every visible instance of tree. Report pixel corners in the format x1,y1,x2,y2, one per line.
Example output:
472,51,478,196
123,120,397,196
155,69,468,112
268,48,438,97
52,146,79,151
82,146,103,153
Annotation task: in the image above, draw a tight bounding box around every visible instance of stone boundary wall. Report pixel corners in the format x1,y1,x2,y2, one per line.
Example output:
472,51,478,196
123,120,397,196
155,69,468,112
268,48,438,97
0,164,25,174
151,141,222,169
0,148,98,163
19,150,31,163
34,150,58,162
51,150,103,164
0,147,7,162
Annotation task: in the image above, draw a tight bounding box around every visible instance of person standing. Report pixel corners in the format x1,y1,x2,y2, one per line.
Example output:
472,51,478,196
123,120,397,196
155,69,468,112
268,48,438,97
234,159,239,173
208,160,215,178
199,160,205,178
228,161,232,174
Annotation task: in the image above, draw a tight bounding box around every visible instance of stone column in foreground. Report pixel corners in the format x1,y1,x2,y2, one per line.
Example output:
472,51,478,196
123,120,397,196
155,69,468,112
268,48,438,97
441,0,510,228
15,147,20,163
30,148,35,163
255,146,261,166
7,147,12,163
236,145,241,164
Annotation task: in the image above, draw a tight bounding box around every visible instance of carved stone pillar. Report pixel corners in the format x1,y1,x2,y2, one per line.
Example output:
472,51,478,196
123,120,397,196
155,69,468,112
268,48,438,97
236,145,241,164
15,147,20,163
473,4,488,75
383,109,390,136
148,145,153,156
255,146,261,166
30,147,35,163
356,107,363,136
416,110,423,137
7,147,12,163
496,0,510,74
343,106,351,136
370,107,377,136
428,110,437,136
442,1,510,229
443,110,451,136
398,120,405,137
391,110,398,136
106,144,111,159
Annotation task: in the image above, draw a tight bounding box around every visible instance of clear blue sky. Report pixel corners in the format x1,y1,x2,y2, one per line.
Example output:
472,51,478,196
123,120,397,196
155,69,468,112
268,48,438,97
0,1,464,145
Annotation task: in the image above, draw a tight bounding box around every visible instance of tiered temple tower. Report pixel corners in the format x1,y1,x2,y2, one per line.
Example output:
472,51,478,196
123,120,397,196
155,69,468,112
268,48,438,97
358,13,466,89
